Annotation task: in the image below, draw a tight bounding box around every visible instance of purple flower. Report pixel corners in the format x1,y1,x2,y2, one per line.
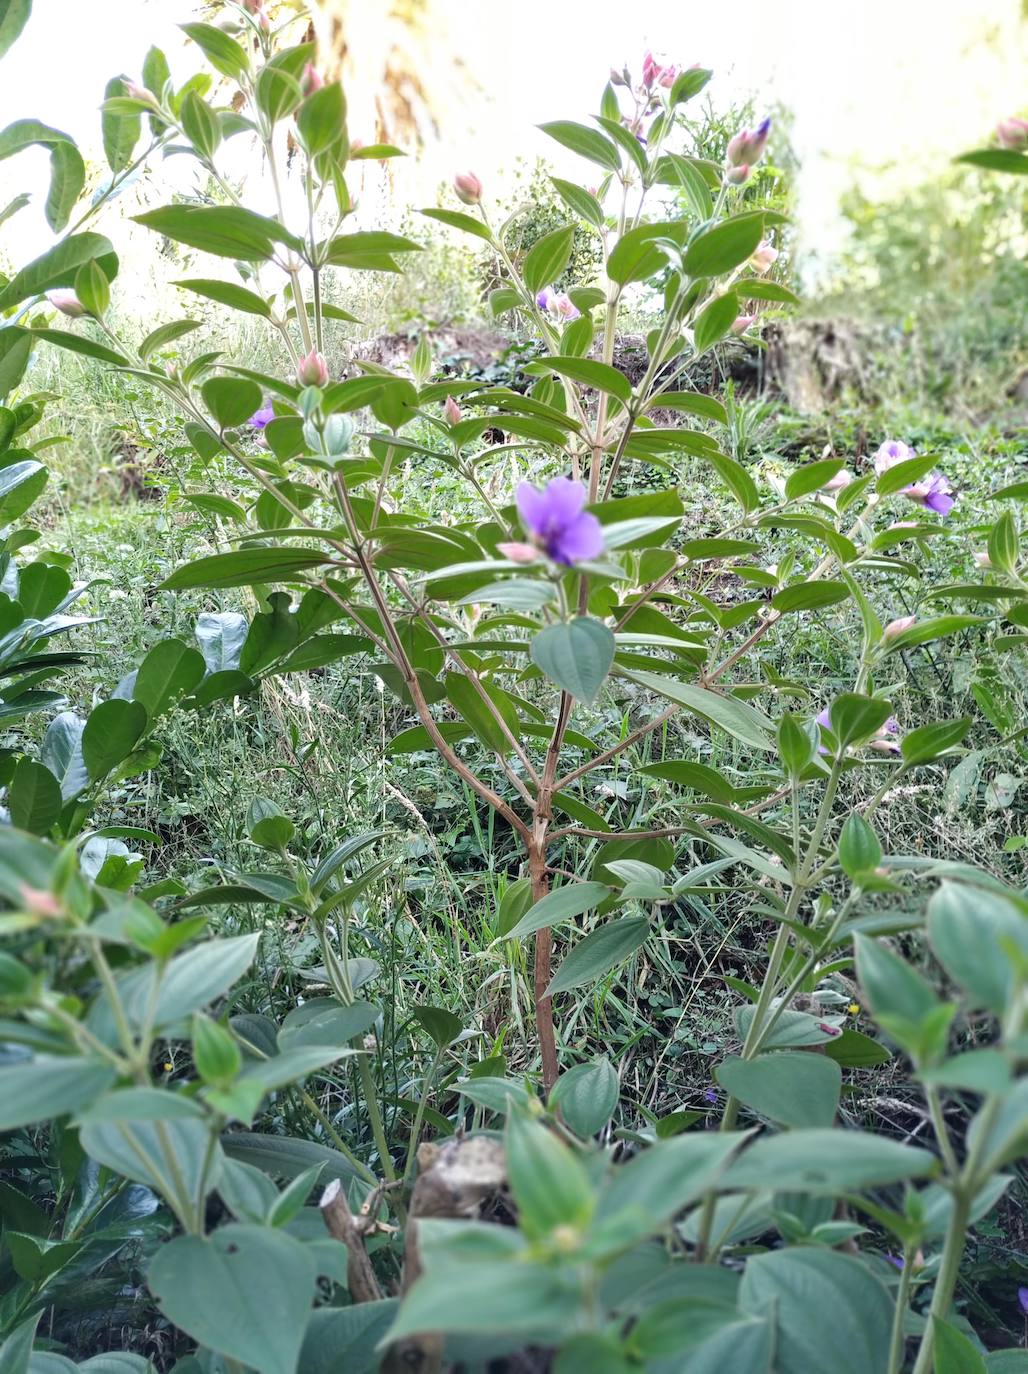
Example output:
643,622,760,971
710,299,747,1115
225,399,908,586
873,439,916,474
905,471,955,517
1018,1286,1028,1315
249,405,275,429
886,1254,905,1271
536,286,581,321
516,476,604,565
726,117,771,169
703,1087,718,1104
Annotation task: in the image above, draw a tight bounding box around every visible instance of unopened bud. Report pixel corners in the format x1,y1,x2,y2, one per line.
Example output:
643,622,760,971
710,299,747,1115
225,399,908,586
726,164,751,185
822,469,852,493
726,116,771,168
296,348,329,387
46,289,86,318
302,64,325,96
124,81,155,104
497,541,539,564
454,171,482,205
884,615,916,640
443,396,462,425
18,884,62,919
749,240,778,274
996,117,1028,150
973,549,993,569
731,314,758,334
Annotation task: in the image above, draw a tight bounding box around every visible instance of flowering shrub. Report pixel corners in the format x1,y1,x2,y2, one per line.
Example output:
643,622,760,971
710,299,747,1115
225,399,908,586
0,4,1026,1373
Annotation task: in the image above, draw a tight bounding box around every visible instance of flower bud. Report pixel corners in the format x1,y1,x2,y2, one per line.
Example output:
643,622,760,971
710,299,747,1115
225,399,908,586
124,81,154,104
296,348,329,387
302,64,325,96
454,171,482,205
731,313,758,334
609,67,628,87
749,240,778,274
996,116,1028,150
18,884,62,919
726,116,771,168
884,615,916,640
497,541,540,564
973,549,993,569
443,396,462,426
726,164,751,185
46,289,86,318
822,469,852,493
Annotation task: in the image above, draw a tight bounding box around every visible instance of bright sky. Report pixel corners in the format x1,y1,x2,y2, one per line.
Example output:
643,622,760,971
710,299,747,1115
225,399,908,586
0,0,1023,279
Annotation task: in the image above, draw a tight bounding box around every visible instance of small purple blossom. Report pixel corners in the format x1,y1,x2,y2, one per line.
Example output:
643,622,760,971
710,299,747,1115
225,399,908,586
873,439,916,474
536,286,581,321
249,405,275,429
1018,1285,1028,1315
726,116,771,169
703,1087,718,1104
886,1254,905,1271
874,440,955,518
516,476,604,565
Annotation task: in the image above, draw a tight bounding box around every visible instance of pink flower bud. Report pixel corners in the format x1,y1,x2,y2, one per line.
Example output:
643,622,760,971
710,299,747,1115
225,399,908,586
822,469,852,493
46,289,86,318
350,138,365,152
454,172,482,205
19,884,62,918
302,64,325,95
973,549,993,569
296,348,329,387
124,81,154,104
497,541,540,564
726,164,751,185
726,116,771,168
443,396,462,425
749,240,778,274
731,314,758,334
996,117,1028,150
884,615,916,640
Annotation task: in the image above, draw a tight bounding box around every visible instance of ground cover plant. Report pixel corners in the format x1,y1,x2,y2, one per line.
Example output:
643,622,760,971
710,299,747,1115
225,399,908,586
0,2,1027,1371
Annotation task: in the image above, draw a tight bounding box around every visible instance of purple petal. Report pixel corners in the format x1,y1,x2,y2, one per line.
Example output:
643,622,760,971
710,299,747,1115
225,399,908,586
549,510,604,565
249,405,275,429
540,476,587,527
536,286,554,311
516,480,550,538
925,487,955,517
1018,1286,1028,1315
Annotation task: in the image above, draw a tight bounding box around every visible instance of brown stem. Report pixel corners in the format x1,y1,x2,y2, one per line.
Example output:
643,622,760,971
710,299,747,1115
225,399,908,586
530,841,559,1095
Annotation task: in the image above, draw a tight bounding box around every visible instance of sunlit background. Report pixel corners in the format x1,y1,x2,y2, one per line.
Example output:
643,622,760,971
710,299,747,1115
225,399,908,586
0,0,1024,280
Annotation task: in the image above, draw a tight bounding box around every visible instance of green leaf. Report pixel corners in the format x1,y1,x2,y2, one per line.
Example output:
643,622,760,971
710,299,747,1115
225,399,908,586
296,82,346,157
386,1258,578,1342
0,119,84,233
180,21,249,78
740,1249,893,1374
927,882,1028,1014
0,1057,116,1131
444,671,520,754
550,177,604,229
534,355,632,404
174,277,272,317
161,547,334,590
772,581,850,614
855,932,941,1028
7,759,61,834
419,206,493,241
827,693,894,748
956,148,1028,175
715,1053,841,1128
619,668,774,750
599,1132,747,1242
656,391,728,424
0,0,32,60
875,452,938,496
523,224,575,293
222,1131,363,1183
0,327,32,396
134,205,299,263
550,1057,618,1137
101,76,141,174
693,292,739,352
901,718,971,766
839,813,881,878
30,327,127,365
722,1128,935,1194
138,318,200,360
39,710,87,800
412,1004,463,1049
531,617,614,703
0,231,117,311
547,915,649,996
504,880,612,940
506,1111,594,1238
933,1319,987,1374
148,1224,317,1374
606,221,688,285
246,797,295,850
133,638,206,719
539,120,620,170
683,215,765,277
299,1300,399,1374
202,375,263,429
82,699,147,780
